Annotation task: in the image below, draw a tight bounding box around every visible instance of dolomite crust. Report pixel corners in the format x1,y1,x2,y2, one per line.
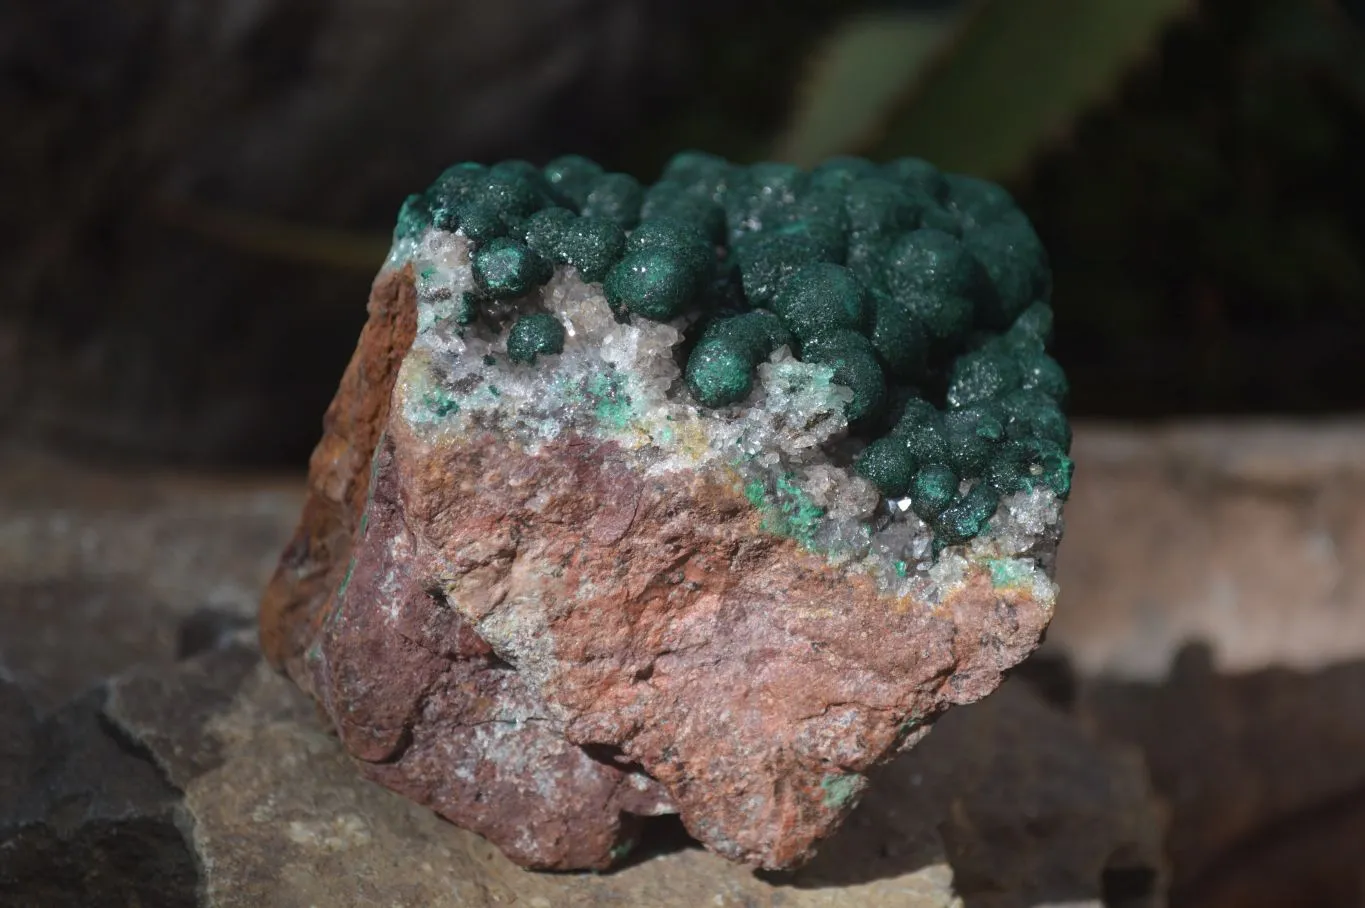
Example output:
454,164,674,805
262,223,1065,869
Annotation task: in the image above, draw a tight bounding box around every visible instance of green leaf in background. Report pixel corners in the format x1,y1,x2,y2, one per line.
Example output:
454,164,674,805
861,0,1196,179
772,8,969,168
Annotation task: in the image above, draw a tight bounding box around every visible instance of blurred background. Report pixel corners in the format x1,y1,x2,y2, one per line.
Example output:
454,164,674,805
3,2,1365,907
3,0,1364,466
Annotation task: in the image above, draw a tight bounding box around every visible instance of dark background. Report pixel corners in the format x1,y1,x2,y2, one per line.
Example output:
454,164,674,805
2,0,1363,467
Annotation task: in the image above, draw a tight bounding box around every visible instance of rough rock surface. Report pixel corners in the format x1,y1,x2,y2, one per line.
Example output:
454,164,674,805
262,241,1065,869
259,263,418,679
0,684,200,908
0,457,303,908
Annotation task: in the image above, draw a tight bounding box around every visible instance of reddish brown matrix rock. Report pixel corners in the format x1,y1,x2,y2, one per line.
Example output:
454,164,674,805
261,156,1069,871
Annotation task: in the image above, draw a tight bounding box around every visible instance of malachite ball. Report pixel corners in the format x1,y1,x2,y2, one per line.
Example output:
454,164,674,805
911,463,958,520
506,312,566,364
581,173,644,229
771,263,869,342
685,337,756,408
542,155,604,211
604,249,701,320
473,238,552,299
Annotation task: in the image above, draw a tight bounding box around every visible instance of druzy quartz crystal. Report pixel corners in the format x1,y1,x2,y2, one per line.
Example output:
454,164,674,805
260,152,1071,872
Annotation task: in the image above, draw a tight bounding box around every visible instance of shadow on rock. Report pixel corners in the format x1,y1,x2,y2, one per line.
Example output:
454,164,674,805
1081,642,1365,908
769,677,1167,908
0,683,199,908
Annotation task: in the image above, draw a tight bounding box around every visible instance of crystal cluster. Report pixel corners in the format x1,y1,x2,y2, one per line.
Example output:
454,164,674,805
392,151,1069,550
261,152,1070,873
393,151,1069,596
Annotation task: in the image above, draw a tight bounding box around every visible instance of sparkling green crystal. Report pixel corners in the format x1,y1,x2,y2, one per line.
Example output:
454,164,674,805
844,177,921,237
506,312,565,364
456,291,482,325
660,150,732,203
626,217,714,274
641,183,726,244
771,263,868,342
394,193,431,241
523,208,625,284
472,237,552,299
734,231,829,307
882,229,993,349
810,156,880,192
911,464,958,520
542,155,604,211
854,436,916,497
935,482,1001,544
604,249,701,320
686,338,754,408
869,291,930,381
946,347,1025,408
684,310,791,408
966,213,1051,329
725,162,808,242
881,156,949,200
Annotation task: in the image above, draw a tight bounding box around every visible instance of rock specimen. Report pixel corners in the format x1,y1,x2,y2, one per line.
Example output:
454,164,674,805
260,152,1072,871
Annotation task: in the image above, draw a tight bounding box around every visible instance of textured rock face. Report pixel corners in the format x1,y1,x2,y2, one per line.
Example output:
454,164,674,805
315,412,1050,869
262,155,1070,870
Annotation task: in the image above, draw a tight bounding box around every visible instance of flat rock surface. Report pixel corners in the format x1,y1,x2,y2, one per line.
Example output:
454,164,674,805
0,455,302,712
1051,421,1365,677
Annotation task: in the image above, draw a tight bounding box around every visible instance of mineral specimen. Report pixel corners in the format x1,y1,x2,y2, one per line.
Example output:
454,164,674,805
260,152,1071,872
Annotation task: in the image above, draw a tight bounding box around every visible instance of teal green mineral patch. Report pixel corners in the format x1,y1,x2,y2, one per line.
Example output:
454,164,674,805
684,310,792,407
422,387,460,417
403,151,1070,546
394,194,431,242
799,330,886,424
898,714,923,740
587,371,632,430
819,773,862,809
744,472,826,548
988,557,1034,589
